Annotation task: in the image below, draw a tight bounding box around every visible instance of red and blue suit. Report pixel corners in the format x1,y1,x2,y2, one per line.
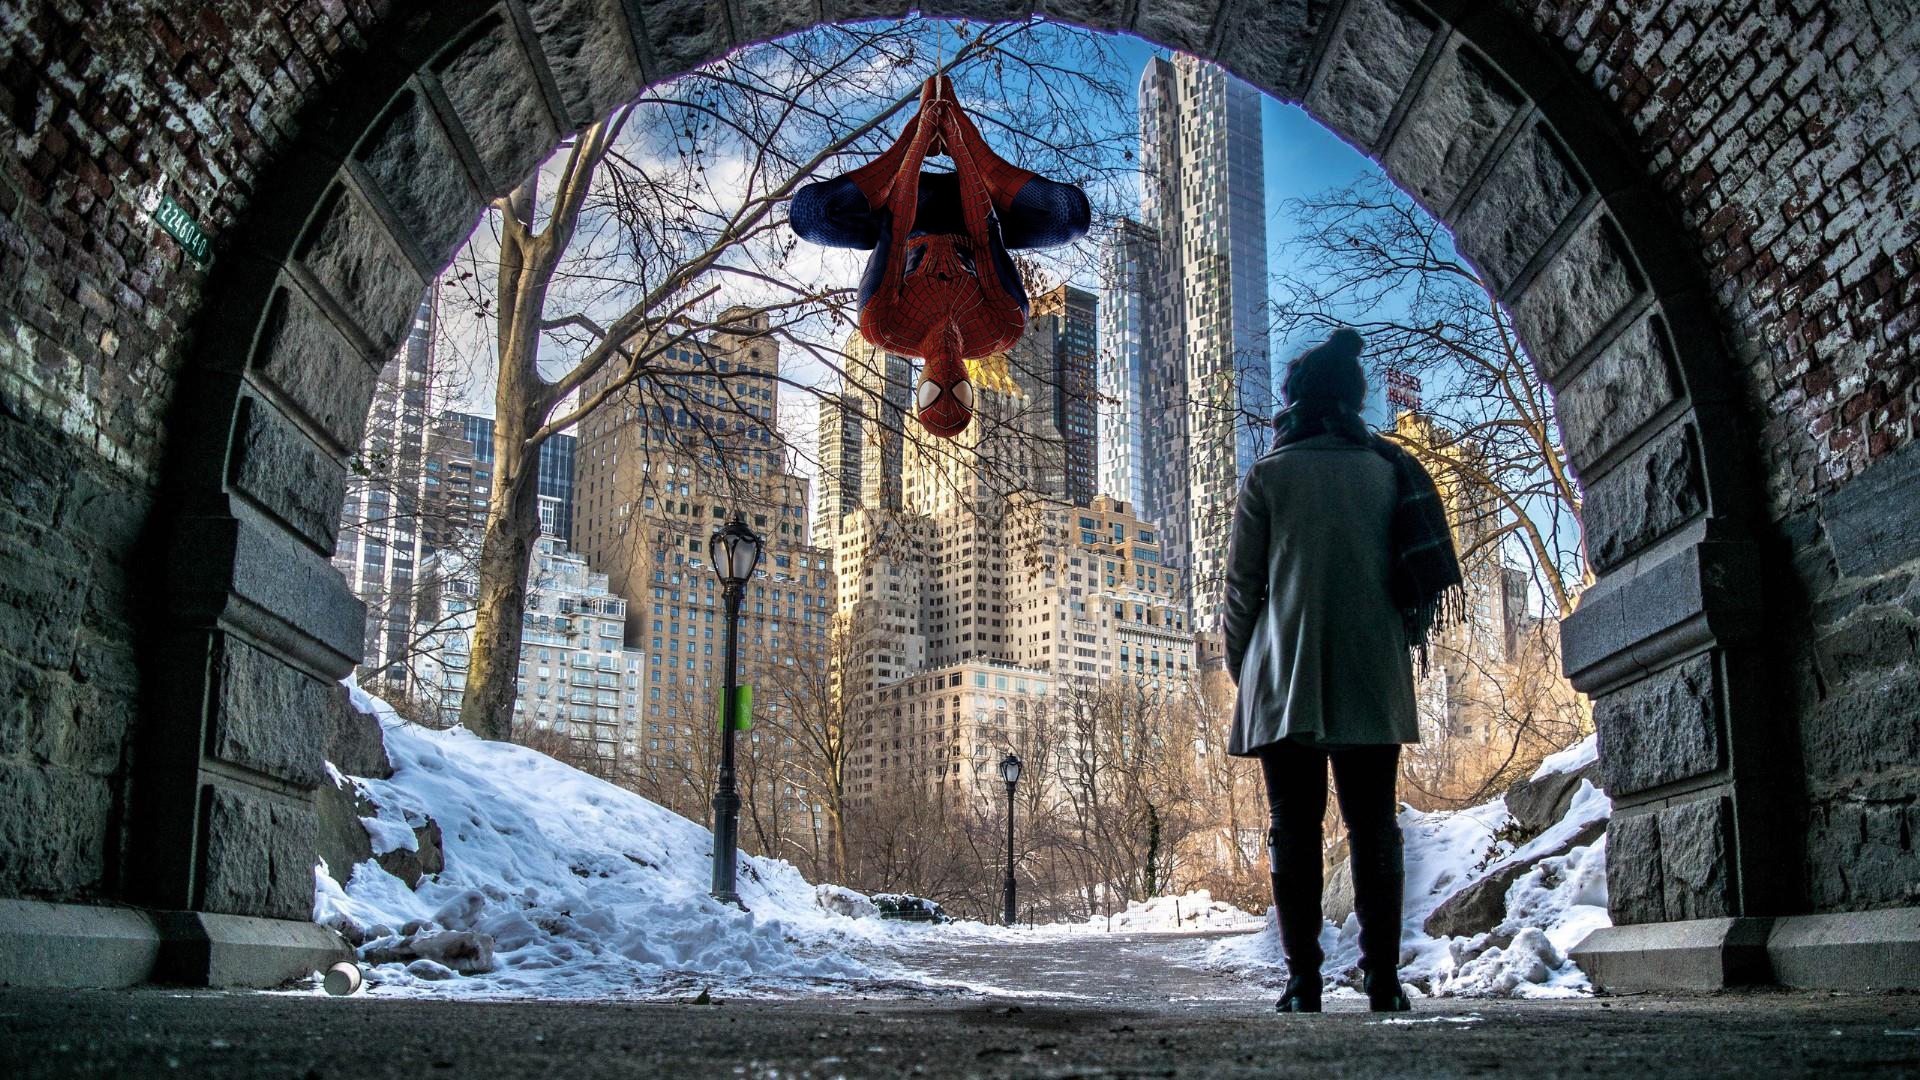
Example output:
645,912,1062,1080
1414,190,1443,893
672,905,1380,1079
790,76,1090,438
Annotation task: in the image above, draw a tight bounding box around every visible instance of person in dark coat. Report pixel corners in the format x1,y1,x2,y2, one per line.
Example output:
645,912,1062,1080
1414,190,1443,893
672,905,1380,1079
1222,327,1463,1014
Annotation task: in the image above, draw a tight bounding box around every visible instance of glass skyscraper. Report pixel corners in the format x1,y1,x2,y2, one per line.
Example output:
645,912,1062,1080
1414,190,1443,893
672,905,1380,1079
1104,54,1270,632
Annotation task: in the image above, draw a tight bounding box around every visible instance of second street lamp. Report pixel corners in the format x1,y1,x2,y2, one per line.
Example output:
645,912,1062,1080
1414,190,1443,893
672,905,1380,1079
999,751,1022,927
708,512,762,908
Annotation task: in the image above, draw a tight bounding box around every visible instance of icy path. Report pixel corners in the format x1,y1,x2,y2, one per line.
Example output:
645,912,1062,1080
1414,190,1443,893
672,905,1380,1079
879,928,1274,1006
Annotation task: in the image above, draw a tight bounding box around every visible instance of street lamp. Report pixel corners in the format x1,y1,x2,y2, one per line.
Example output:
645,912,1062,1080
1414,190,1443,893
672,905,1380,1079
999,751,1022,926
708,512,762,907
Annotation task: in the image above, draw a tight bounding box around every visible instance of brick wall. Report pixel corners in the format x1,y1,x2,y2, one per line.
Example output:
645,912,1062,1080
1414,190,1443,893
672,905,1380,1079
0,1,383,900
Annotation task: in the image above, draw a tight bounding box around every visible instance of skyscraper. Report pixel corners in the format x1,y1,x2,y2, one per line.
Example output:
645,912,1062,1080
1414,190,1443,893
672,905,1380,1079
1098,218,1159,514
1112,54,1270,631
813,389,863,547
336,294,458,687
1031,284,1100,508
446,411,577,545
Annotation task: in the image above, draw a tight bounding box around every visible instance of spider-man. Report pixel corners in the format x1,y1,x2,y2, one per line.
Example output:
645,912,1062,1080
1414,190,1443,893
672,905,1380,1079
790,76,1090,438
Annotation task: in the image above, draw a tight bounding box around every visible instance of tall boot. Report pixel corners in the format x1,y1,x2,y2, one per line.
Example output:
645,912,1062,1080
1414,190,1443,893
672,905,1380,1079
1268,828,1323,1013
1349,817,1409,1011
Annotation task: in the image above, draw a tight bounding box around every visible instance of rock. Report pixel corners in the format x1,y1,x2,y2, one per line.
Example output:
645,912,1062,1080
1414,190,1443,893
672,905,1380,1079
1322,837,1356,925
431,889,487,930
405,958,456,980
1423,817,1606,939
374,817,444,887
312,779,375,891
1506,758,1604,836
324,686,393,780
364,930,495,974
815,884,879,919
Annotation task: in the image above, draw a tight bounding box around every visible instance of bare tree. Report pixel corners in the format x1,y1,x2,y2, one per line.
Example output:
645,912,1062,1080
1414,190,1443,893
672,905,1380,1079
1268,173,1588,616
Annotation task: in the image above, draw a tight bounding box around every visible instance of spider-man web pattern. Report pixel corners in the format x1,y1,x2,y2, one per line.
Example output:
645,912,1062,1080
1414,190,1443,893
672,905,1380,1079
790,76,1090,438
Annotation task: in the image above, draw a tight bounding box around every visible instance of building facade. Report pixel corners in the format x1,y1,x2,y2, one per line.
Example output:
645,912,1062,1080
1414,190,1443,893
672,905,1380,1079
569,306,833,819
1097,218,1161,515
446,410,577,547
412,533,641,766
1114,54,1271,631
1031,284,1100,509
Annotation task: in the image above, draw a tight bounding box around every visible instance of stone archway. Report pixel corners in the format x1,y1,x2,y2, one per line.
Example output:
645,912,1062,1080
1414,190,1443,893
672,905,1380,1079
2,0,1914,989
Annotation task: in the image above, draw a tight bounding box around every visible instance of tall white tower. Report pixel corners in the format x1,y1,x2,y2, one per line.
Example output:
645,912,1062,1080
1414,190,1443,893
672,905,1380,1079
1124,54,1270,631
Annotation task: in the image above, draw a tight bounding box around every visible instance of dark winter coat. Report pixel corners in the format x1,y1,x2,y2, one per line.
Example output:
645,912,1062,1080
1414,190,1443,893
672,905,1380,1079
1223,433,1420,755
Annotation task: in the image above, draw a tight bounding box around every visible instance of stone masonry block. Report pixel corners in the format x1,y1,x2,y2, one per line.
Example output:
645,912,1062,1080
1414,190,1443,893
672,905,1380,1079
1554,312,1680,472
818,1,920,26
527,0,643,128
1820,435,1920,581
1606,811,1666,925
200,785,320,922
1594,653,1723,796
252,288,383,455
1454,121,1587,291
1382,42,1520,215
1133,0,1223,54
630,0,735,81
1801,676,1920,789
296,185,424,357
1659,796,1734,921
0,532,86,671
1305,0,1433,149
1212,0,1322,101
436,17,560,196
356,88,482,269
1805,801,1920,911
229,396,346,550
742,0,845,46
0,652,123,777
1510,213,1643,378
1583,421,1705,571
0,759,110,897
225,516,367,671
209,635,332,789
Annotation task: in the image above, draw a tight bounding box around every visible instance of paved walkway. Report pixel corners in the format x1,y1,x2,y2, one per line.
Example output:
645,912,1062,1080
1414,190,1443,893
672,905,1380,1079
4,930,1917,1078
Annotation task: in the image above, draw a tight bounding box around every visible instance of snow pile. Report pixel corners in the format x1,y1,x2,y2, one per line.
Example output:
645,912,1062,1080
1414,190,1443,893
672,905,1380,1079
1056,890,1264,933
314,681,888,998
1209,735,1610,999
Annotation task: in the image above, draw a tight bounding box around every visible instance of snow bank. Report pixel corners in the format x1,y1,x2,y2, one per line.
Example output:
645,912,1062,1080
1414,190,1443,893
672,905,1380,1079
1047,890,1264,933
1208,735,1610,998
313,681,892,998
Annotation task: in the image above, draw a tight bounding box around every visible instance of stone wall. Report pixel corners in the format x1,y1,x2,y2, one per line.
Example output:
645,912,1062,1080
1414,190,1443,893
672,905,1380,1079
0,1,386,900
1509,0,1920,914
0,0,1913,930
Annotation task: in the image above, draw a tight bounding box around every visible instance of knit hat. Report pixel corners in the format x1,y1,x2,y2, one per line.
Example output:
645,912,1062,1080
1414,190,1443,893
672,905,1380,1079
1281,327,1366,410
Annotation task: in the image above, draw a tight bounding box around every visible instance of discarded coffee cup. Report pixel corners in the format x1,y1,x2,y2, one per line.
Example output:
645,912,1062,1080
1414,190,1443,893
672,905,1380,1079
324,961,363,996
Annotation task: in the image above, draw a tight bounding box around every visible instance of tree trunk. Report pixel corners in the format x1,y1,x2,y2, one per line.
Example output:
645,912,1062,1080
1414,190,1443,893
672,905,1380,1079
458,424,542,740
457,175,553,741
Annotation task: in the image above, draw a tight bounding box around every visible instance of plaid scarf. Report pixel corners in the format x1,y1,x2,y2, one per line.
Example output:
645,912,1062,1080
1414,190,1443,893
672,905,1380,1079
1270,404,1465,663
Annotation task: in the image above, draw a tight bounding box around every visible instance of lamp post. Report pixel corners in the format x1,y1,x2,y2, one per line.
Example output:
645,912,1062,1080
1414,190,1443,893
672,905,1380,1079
999,751,1022,926
708,512,762,907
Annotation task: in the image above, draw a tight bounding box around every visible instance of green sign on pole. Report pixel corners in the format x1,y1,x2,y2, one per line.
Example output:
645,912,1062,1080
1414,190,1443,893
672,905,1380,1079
151,193,211,265
716,684,753,732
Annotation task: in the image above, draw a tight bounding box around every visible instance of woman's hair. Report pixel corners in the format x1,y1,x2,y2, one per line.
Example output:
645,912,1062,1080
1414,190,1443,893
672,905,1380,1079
1281,327,1367,411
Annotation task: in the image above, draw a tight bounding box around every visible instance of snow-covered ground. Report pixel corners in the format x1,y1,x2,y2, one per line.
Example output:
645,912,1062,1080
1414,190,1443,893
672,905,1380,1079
314,681,1605,1001
1038,890,1265,934
1206,735,1610,999
314,681,927,999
